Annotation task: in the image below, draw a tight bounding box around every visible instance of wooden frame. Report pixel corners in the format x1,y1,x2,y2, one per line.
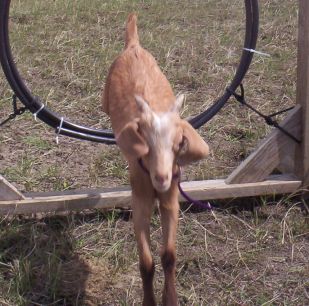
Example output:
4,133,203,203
0,175,302,214
0,1,307,215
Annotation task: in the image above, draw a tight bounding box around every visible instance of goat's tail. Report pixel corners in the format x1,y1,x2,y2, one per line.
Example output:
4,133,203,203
125,13,139,48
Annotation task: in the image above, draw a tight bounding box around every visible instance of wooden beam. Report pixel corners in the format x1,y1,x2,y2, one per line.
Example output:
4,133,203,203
226,106,301,184
0,174,301,215
0,175,25,200
295,0,309,187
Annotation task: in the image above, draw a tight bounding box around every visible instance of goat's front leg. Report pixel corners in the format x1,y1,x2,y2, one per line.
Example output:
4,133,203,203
132,191,156,306
158,184,179,306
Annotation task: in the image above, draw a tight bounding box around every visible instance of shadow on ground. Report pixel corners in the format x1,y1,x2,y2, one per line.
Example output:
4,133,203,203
0,216,90,305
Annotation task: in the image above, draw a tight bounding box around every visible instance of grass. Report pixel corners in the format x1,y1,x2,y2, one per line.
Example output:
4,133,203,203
1,201,307,305
0,0,307,305
0,0,298,189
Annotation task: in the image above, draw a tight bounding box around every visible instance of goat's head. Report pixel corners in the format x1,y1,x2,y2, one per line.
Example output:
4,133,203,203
116,95,209,193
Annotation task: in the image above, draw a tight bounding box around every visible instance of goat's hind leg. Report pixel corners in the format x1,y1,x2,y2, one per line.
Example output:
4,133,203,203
132,192,156,306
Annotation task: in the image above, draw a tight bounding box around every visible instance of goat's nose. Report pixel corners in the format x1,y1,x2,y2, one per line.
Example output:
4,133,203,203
154,173,168,185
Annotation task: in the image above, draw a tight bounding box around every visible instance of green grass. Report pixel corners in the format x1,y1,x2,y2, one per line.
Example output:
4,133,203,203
0,0,307,305
22,135,52,151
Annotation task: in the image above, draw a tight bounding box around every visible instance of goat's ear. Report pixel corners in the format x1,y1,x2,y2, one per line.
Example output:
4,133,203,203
177,120,209,165
116,119,149,159
170,94,185,113
135,95,152,115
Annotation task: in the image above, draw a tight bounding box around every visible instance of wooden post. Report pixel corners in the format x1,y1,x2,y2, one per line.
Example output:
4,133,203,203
0,175,25,200
295,0,309,187
226,106,301,184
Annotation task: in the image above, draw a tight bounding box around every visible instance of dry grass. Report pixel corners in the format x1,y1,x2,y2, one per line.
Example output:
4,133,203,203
0,0,298,190
0,200,308,305
0,0,308,305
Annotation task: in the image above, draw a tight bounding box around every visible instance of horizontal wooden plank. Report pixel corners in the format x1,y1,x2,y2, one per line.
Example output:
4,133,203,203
0,189,132,215
182,174,301,200
25,186,130,198
0,175,301,215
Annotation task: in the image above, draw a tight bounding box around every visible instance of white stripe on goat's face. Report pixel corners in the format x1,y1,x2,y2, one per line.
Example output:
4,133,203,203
144,112,178,192
135,95,184,193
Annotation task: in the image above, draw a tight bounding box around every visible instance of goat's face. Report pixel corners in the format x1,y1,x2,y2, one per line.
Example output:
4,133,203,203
116,95,209,193
137,103,182,192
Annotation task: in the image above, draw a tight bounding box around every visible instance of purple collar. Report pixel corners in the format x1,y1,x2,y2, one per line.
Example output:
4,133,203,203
137,158,212,210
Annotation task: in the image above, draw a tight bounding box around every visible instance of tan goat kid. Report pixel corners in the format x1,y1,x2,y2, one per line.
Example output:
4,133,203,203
102,13,209,306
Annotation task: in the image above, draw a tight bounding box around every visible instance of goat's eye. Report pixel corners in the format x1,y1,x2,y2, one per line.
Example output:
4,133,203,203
179,137,185,149
178,136,188,154
174,137,184,153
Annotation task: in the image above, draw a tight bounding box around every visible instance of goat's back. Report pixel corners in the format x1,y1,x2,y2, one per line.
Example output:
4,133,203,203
102,14,176,135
